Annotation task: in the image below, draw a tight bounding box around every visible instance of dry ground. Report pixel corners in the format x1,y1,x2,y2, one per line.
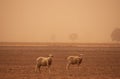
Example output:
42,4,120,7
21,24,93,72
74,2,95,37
0,45,120,79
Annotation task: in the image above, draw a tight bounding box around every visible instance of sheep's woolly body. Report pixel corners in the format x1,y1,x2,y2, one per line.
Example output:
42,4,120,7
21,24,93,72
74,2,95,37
66,55,83,70
36,57,52,66
35,54,53,73
67,56,82,65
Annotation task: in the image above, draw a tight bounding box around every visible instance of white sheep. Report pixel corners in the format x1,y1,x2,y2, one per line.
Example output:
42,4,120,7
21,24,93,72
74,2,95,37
66,54,83,70
35,54,53,73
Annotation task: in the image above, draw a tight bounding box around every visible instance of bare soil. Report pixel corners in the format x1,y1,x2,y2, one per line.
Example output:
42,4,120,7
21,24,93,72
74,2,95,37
0,45,120,79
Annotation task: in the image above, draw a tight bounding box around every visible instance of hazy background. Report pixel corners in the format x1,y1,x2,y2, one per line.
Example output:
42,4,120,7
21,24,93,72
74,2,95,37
0,0,120,43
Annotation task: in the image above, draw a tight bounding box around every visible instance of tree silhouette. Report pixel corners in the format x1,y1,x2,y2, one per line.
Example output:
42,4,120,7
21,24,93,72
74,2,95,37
111,28,120,42
69,33,78,42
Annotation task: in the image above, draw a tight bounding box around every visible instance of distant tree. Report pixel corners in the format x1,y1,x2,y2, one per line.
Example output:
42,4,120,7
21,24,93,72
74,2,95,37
111,28,120,42
69,33,79,42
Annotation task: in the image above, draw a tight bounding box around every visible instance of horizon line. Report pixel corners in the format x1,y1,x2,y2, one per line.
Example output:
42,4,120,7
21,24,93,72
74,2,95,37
0,42,120,47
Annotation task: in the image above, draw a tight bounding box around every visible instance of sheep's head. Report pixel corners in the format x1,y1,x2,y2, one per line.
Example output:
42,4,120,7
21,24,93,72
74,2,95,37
48,54,54,57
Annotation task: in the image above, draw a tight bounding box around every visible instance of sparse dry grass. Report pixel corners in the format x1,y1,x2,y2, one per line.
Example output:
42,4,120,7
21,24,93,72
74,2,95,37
0,45,120,79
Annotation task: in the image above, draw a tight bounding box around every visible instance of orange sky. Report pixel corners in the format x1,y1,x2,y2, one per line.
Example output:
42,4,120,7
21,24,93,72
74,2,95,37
0,0,120,43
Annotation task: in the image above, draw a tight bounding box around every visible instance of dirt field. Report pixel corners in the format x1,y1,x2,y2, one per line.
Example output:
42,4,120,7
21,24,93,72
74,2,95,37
0,44,120,79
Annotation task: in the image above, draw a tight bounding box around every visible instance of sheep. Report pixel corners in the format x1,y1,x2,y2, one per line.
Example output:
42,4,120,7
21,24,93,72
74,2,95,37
35,54,53,73
66,54,83,70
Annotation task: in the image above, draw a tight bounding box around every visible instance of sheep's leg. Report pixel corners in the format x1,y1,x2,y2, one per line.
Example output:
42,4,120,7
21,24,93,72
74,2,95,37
66,63,71,76
66,63,70,70
77,64,80,70
78,60,82,70
35,65,41,73
46,61,51,73
47,65,51,73
77,61,81,70
48,67,51,73
35,64,38,72
38,66,41,73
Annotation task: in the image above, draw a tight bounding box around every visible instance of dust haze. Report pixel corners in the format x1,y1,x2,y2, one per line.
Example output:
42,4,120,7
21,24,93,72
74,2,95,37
0,0,120,43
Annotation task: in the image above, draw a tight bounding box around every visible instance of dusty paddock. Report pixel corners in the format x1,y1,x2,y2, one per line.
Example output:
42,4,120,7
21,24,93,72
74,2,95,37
0,45,120,79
